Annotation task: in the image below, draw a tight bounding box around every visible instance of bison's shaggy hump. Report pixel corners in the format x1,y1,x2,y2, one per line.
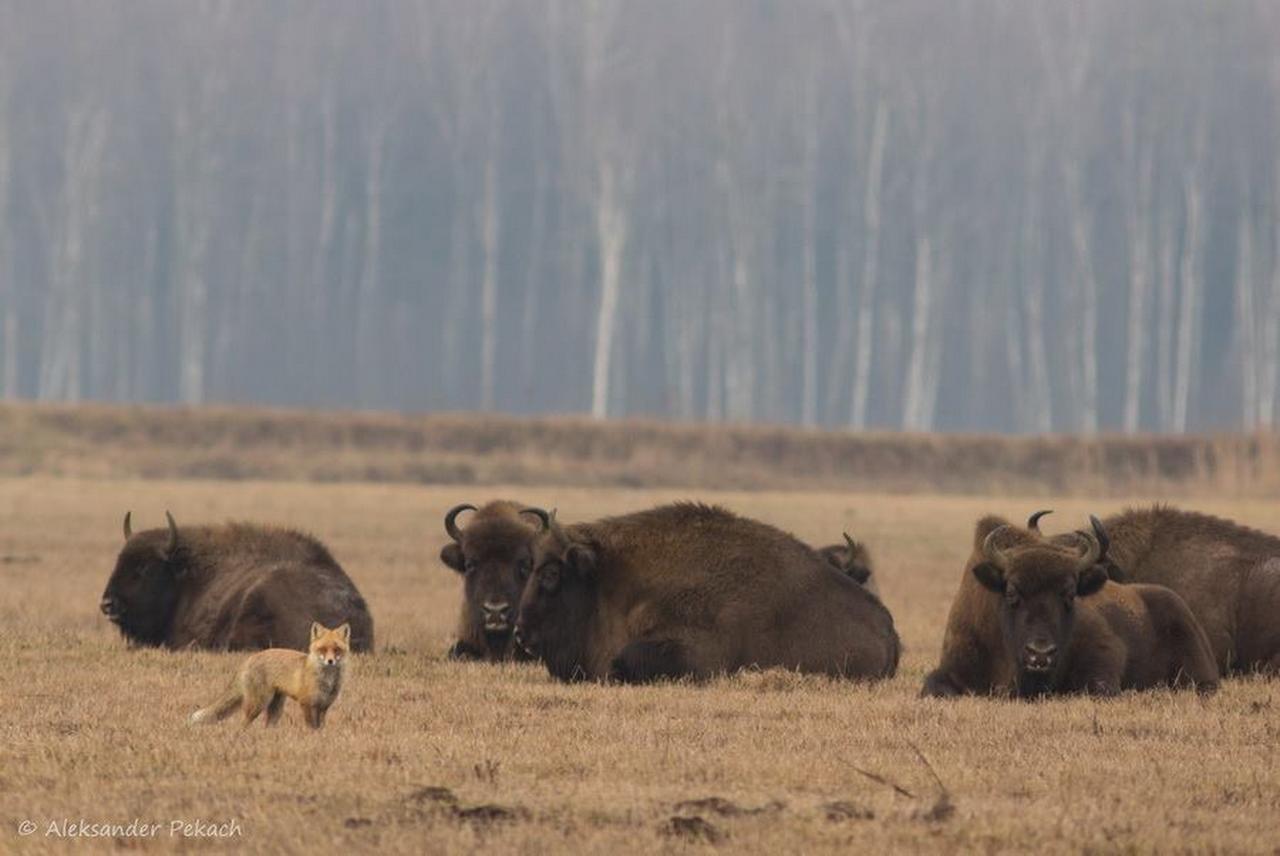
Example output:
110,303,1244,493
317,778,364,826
1086,504,1280,674
101,514,374,653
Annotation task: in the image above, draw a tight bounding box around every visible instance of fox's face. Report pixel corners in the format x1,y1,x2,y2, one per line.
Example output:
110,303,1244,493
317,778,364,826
308,622,352,667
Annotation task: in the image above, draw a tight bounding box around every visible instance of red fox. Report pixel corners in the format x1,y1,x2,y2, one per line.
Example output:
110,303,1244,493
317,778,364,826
188,622,350,728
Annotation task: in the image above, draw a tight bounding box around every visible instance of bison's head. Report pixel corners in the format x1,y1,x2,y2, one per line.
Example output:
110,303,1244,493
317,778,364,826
818,533,874,586
440,503,535,651
969,514,1110,697
514,507,596,681
100,511,186,646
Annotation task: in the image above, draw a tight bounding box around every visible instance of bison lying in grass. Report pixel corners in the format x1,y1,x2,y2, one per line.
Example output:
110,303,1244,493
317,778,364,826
1040,506,1280,676
100,512,373,652
438,500,538,662
922,514,1217,698
512,503,900,683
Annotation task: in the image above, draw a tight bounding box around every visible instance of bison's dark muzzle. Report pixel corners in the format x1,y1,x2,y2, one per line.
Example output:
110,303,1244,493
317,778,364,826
1022,641,1057,673
481,600,512,632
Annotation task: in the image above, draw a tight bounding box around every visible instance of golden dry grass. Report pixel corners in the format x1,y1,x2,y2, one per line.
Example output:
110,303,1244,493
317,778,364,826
1,477,1278,854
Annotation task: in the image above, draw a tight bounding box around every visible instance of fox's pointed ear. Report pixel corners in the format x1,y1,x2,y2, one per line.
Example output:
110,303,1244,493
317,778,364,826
310,622,323,641
336,623,351,643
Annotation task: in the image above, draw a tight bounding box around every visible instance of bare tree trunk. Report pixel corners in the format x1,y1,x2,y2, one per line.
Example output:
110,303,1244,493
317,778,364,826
355,119,387,405
799,68,819,427
902,234,933,430
1122,115,1153,433
1263,188,1280,427
1173,162,1205,432
39,106,107,402
850,99,888,428
590,161,626,419
1236,207,1257,427
1064,159,1099,433
479,131,500,410
1155,209,1177,430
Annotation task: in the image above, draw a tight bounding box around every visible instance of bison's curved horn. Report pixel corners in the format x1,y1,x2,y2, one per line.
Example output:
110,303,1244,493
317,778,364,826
1072,525,1103,575
520,507,552,533
123,511,133,541
444,504,477,542
1088,515,1110,561
1027,510,1053,534
164,511,179,556
981,525,1014,571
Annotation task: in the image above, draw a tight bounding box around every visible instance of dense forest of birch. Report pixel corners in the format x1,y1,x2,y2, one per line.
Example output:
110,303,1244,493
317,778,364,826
0,1,1278,432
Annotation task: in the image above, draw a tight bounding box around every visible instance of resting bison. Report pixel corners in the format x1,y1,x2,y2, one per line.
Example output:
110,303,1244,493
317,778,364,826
438,500,538,661
512,503,899,683
816,533,879,596
100,512,374,652
1039,506,1280,675
922,514,1218,698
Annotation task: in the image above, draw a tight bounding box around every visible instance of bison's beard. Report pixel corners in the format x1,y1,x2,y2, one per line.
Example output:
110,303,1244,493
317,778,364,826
1014,666,1062,699
112,609,173,647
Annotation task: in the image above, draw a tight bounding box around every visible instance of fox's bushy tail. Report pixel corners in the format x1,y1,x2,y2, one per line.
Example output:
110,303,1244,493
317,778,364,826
188,689,241,725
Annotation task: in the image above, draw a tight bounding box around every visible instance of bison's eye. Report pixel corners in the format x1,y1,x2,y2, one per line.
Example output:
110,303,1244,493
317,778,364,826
539,563,561,593
517,559,531,580
463,559,476,574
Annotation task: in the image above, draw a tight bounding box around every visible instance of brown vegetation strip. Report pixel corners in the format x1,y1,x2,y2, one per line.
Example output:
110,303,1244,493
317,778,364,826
3,401,1280,496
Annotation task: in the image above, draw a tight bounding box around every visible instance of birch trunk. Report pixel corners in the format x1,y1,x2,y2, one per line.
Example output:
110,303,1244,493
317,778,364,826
590,162,626,419
1236,208,1257,427
850,99,888,428
1122,117,1153,433
1173,170,1204,432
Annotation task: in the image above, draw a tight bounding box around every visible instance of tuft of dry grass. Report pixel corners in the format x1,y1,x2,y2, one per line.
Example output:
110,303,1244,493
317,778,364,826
1,477,1278,853
4,400,1280,496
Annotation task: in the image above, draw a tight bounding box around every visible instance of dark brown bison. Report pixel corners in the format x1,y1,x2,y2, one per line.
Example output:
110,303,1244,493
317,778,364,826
816,533,879,596
438,500,538,661
1038,506,1280,675
512,503,899,683
922,514,1218,698
100,512,373,652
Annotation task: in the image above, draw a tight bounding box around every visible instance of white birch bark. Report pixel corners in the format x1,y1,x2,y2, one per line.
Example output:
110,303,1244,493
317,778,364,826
1122,114,1153,434
1236,207,1257,427
590,161,626,419
850,99,888,428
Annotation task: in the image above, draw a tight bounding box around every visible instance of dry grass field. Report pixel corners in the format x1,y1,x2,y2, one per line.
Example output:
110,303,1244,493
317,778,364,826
2,476,1279,853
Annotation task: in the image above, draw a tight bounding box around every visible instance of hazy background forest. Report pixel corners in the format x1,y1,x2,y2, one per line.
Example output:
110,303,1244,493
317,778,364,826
1,1,1278,434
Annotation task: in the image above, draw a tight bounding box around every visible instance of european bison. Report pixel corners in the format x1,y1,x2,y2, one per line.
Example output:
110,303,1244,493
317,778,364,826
816,533,879,596
1040,506,1280,675
438,500,537,661
922,514,1218,698
100,512,373,652
512,503,900,683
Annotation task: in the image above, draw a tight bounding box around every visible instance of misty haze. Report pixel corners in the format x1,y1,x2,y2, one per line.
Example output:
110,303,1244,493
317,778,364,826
0,1,1278,434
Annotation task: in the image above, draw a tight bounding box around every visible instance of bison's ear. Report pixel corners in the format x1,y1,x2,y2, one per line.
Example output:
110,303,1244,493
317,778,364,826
310,622,323,642
1076,565,1108,597
439,543,465,573
565,544,597,579
971,562,1006,593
